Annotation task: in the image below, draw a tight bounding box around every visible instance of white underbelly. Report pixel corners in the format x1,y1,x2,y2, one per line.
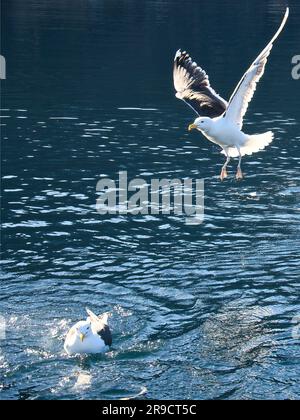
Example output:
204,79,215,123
203,127,247,149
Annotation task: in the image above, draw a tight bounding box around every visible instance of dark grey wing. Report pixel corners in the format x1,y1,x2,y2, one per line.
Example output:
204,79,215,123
86,308,112,346
97,325,112,347
173,50,227,118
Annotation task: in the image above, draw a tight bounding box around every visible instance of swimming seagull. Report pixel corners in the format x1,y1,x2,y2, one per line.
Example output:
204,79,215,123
173,8,289,180
64,308,112,355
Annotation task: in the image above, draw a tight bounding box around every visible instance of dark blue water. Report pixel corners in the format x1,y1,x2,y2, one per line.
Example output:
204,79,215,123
1,0,300,400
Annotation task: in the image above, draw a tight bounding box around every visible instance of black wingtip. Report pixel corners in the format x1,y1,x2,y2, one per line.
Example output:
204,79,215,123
98,325,112,347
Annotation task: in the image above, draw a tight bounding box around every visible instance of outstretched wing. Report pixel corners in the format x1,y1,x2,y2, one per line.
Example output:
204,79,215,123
224,8,289,129
173,50,227,118
86,308,112,346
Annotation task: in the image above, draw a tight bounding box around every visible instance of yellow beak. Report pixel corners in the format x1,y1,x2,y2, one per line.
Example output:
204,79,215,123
79,333,85,342
188,123,197,132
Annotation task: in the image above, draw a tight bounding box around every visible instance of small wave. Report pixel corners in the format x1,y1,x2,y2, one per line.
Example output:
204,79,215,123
118,107,159,111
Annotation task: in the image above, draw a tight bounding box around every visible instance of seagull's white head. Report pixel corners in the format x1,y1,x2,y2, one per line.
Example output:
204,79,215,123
76,321,92,342
189,117,212,134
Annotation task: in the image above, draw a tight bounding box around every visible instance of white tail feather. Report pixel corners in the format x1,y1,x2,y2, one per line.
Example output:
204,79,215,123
223,131,274,157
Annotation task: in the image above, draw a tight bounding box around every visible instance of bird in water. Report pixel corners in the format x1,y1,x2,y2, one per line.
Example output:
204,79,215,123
173,8,289,180
64,308,112,355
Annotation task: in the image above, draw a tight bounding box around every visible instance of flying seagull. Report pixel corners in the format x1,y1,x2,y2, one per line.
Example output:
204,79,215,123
64,308,112,355
173,8,289,180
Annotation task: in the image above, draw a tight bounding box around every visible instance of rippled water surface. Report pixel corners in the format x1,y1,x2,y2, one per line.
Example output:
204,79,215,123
1,0,300,400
